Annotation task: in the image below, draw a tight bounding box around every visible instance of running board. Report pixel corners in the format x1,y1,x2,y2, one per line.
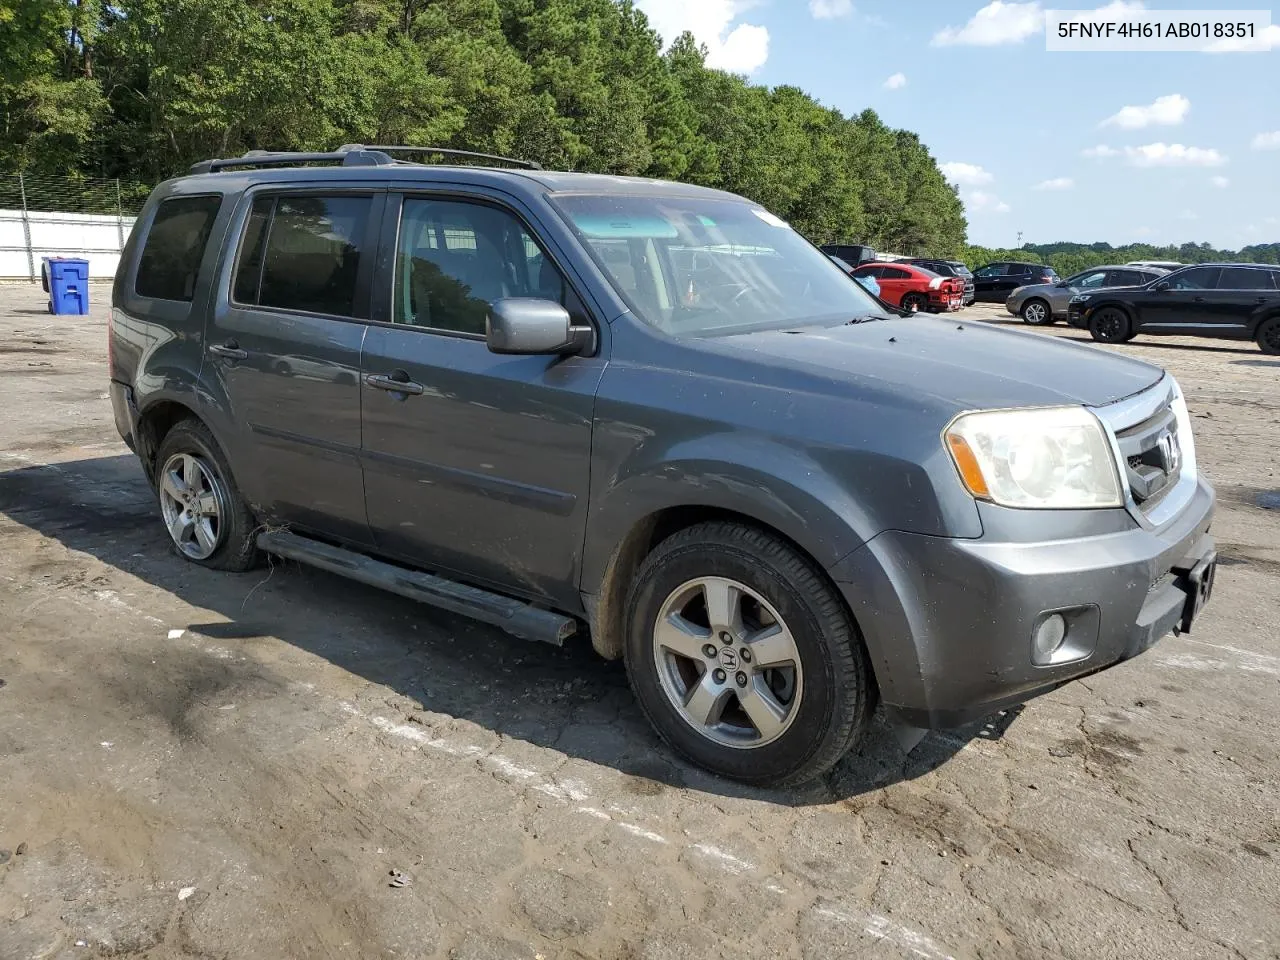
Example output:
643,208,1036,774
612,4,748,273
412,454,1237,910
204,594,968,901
256,531,577,646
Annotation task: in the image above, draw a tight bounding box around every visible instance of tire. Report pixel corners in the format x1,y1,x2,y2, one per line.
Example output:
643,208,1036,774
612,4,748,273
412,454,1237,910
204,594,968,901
1020,299,1054,325
901,292,927,313
1089,306,1132,344
1257,317,1280,355
153,418,259,572
623,521,874,786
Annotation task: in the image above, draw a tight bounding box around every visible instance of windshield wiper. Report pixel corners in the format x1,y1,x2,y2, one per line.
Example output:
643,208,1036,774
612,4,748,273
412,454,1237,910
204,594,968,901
843,315,889,325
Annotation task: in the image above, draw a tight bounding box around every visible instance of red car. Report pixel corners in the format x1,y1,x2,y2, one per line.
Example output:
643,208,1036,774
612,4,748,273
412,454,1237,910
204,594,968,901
852,262,965,313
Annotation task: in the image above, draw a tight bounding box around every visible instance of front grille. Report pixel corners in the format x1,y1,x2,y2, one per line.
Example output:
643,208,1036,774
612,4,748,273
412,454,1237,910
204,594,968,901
1113,402,1181,513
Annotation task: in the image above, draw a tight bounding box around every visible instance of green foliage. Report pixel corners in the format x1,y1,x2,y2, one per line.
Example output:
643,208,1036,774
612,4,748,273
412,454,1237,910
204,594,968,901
0,0,967,255
964,240,1280,275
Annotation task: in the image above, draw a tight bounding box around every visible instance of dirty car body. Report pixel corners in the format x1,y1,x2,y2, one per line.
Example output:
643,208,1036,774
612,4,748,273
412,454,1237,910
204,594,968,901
108,148,1217,785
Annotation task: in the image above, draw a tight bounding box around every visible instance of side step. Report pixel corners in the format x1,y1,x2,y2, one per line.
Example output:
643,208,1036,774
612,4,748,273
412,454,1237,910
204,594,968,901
256,531,577,646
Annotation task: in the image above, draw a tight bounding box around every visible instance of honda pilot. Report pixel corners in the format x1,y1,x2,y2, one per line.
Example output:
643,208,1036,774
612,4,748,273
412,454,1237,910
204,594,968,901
109,146,1217,786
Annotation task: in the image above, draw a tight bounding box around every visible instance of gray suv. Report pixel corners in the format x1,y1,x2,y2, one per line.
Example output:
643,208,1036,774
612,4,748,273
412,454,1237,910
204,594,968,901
1007,265,1169,325
109,147,1217,786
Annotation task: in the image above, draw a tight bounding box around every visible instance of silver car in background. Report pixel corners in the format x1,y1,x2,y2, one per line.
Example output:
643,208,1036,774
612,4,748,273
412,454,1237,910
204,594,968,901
1006,264,1170,325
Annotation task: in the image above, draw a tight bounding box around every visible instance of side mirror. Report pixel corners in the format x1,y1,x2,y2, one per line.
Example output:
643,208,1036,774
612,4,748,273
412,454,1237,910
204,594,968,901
486,299,593,356
1154,280,1171,292
1054,281,1069,288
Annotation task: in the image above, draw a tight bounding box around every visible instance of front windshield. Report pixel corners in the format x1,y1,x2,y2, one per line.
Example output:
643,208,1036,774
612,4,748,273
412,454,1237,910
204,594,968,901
553,194,887,336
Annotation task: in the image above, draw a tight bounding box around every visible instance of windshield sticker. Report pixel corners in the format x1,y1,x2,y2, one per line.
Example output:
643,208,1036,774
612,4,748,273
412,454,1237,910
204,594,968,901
751,209,790,229
571,214,679,240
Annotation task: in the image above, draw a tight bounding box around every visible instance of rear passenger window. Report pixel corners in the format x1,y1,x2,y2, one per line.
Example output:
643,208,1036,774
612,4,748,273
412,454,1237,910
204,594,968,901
233,195,371,317
881,267,911,280
1219,267,1275,290
135,196,222,302
393,197,586,335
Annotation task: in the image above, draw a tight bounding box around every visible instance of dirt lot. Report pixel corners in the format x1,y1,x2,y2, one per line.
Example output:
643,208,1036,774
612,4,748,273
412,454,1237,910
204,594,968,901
1,282,1277,960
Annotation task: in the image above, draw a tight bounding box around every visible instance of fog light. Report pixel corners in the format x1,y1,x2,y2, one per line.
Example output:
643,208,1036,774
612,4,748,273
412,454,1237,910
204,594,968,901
1033,614,1068,662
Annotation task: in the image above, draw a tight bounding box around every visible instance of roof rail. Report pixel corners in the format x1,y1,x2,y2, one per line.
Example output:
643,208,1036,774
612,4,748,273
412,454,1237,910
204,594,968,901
188,149,396,175
337,144,543,171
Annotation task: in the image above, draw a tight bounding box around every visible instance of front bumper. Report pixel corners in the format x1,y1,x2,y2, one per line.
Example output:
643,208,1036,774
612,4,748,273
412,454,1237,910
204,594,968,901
829,478,1215,728
1068,303,1088,327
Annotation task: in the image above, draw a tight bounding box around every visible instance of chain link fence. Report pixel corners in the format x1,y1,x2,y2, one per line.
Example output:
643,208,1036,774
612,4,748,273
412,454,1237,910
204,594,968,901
0,173,153,281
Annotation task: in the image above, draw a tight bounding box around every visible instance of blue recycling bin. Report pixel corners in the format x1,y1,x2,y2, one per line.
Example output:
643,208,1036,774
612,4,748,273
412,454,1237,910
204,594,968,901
44,257,90,315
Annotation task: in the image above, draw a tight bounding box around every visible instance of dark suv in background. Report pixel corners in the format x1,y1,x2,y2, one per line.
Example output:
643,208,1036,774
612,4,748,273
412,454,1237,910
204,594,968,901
973,261,1058,302
109,145,1217,786
1070,263,1280,352
820,243,876,267
902,258,975,306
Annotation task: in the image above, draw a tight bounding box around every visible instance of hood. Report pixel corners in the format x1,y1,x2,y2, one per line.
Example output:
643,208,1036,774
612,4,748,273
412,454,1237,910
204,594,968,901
709,316,1164,412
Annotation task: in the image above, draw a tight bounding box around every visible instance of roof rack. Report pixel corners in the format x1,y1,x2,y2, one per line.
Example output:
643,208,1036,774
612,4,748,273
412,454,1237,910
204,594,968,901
338,144,543,171
189,148,396,175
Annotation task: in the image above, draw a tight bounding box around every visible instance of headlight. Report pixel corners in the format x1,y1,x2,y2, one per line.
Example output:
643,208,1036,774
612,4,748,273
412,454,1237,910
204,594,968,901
945,406,1123,509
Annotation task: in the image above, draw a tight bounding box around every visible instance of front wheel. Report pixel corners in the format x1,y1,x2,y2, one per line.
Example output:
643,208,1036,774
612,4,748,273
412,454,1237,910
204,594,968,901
1020,299,1054,325
1257,317,1280,355
624,522,874,786
1089,306,1132,344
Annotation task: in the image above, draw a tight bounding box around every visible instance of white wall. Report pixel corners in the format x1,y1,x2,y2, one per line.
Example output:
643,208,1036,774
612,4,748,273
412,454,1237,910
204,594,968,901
0,209,136,280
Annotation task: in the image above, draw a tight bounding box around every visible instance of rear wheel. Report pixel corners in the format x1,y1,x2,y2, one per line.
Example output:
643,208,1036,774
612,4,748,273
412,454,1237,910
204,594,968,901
1020,299,1053,325
1257,317,1280,355
154,419,259,571
624,522,874,786
1089,307,1132,344
901,292,927,313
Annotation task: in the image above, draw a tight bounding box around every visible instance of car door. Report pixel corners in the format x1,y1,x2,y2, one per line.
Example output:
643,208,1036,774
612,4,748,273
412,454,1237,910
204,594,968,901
358,191,606,609
877,266,913,306
205,188,382,545
1210,266,1278,337
973,264,1005,300
1142,266,1222,330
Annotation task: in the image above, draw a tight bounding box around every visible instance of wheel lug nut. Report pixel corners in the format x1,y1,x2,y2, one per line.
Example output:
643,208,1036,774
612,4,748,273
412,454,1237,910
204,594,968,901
735,672,747,687
740,648,751,663
719,631,732,645
712,669,726,684
703,644,718,659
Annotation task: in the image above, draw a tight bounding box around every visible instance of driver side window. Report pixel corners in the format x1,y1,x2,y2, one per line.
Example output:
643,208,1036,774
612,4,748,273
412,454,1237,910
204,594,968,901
1076,271,1108,289
975,265,1002,278
393,197,587,334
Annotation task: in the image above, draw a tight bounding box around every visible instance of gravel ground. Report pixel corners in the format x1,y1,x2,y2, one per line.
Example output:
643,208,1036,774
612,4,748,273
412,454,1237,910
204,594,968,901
1,284,1277,960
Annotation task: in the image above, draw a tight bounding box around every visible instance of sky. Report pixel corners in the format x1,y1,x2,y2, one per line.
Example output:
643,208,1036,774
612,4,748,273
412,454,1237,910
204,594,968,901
633,0,1280,250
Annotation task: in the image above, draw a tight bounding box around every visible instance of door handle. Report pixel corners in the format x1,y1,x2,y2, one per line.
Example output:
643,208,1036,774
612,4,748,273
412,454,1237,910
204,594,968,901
1257,297,1269,304
364,373,425,396
209,341,248,361
1193,296,1206,303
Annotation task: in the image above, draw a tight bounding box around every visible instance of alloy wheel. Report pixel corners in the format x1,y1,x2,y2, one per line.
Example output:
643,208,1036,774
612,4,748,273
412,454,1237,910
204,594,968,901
1023,301,1047,324
651,576,803,748
158,452,226,560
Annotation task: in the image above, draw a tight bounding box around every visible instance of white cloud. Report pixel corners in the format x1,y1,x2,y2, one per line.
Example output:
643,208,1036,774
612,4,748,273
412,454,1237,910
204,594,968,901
1211,176,1230,188
1205,23,1280,52
1083,142,1226,167
809,0,853,19
635,0,770,73
932,1,1043,47
966,190,1012,214
1252,131,1280,151
1101,94,1189,129
1033,177,1074,191
939,161,993,186
1124,143,1227,167
883,72,907,90
932,1,1145,46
